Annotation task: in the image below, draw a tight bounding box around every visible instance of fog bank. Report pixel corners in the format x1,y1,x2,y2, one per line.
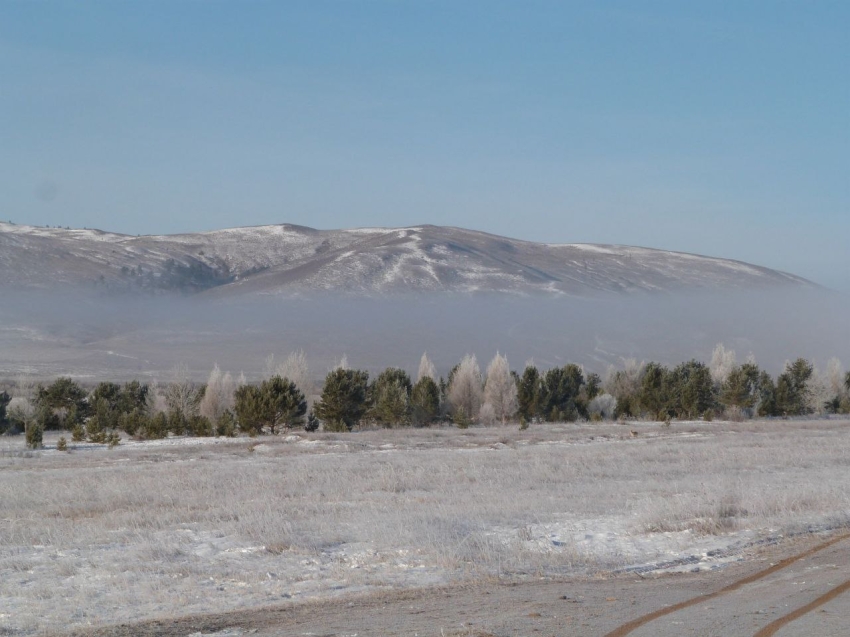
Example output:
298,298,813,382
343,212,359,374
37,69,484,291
0,289,847,382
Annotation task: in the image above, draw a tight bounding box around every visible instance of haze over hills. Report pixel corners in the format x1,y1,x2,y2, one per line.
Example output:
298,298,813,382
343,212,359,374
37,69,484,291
4,221,839,381
0,222,812,296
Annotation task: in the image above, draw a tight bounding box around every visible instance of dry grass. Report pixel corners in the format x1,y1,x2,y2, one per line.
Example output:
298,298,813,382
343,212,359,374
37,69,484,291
1,419,849,635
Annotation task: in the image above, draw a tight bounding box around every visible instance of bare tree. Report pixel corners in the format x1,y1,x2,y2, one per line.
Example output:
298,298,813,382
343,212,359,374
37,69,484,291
199,364,234,422
482,352,518,425
165,363,202,421
417,352,437,383
710,343,736,385
448,354,483,424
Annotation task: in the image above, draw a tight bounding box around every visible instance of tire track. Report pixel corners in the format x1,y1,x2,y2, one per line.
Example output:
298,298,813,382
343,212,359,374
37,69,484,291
603,532,850,637
752,577,850,637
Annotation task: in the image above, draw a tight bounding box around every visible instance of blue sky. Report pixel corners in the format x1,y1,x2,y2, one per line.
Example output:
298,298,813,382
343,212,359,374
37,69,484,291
1,1,848,288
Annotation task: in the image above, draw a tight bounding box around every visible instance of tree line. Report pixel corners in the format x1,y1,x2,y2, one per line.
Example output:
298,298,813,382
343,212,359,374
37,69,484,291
2,345,849,449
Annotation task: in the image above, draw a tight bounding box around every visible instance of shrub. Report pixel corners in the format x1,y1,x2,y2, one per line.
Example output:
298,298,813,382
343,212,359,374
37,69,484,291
0,391,10,434
25,420,43,449
304,410,320,432
71,423,86,442
215,410,237,437
56,436,68,451
142,412,169,439
453,406,471,429
187,415,214,437
118,409,145,436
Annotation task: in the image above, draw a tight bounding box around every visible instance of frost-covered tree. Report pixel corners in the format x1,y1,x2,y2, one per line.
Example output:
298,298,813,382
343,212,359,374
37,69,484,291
827,358,845,397
264,353,277,378
417,352,437,383
145,379,168,416
806,359,846,415
164,363,203,426
199,364,234,422
588,393,617,421
482,352,518,425
604,359,646,418
709,343,736,385
274,350,313,404
447,354,483,425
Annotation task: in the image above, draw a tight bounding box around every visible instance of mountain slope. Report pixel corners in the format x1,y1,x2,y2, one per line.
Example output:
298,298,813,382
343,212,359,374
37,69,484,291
0,222,812,296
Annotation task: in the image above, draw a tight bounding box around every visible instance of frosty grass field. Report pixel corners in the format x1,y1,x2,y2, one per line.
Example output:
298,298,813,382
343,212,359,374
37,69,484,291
2,419,849,635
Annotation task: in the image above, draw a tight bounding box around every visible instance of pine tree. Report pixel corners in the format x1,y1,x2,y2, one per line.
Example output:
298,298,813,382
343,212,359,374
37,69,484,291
314,368,369,432
775,358,814,416
411,376,440,426
540,364,585,422
721,363,761,412
517,365,541,422
369,368,412,426
261,375,308,433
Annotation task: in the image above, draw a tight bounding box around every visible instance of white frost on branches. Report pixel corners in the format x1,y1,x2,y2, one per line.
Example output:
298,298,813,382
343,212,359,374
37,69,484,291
710,343,737,385
482,352,518,425
417,352,437,383
448,354,483,423
199,364,234,422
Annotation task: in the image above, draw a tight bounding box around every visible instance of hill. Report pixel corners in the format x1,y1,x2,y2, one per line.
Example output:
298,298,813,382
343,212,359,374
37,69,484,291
0,222,811,296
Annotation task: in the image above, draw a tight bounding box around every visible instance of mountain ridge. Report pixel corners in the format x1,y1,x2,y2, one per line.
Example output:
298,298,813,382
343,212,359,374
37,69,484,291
0,221,812,296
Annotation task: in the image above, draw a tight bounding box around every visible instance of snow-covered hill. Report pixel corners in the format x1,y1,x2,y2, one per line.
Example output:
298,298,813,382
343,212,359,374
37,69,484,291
0,222,812,295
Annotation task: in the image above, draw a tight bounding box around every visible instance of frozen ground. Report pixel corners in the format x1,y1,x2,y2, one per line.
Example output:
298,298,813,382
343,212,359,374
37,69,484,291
1,419,849,635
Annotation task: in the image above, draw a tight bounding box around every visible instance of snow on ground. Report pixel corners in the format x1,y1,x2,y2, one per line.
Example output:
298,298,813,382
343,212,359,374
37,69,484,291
2,421,849,635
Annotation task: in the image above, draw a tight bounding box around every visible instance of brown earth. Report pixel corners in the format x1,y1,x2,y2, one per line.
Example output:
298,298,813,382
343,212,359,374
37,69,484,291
66,531,850,637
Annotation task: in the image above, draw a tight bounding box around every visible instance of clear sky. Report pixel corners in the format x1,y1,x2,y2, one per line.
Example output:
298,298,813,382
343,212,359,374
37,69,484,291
1,1,848,289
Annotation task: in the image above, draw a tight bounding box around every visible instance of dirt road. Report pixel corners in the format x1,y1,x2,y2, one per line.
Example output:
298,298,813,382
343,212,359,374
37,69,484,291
70,531,850,637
